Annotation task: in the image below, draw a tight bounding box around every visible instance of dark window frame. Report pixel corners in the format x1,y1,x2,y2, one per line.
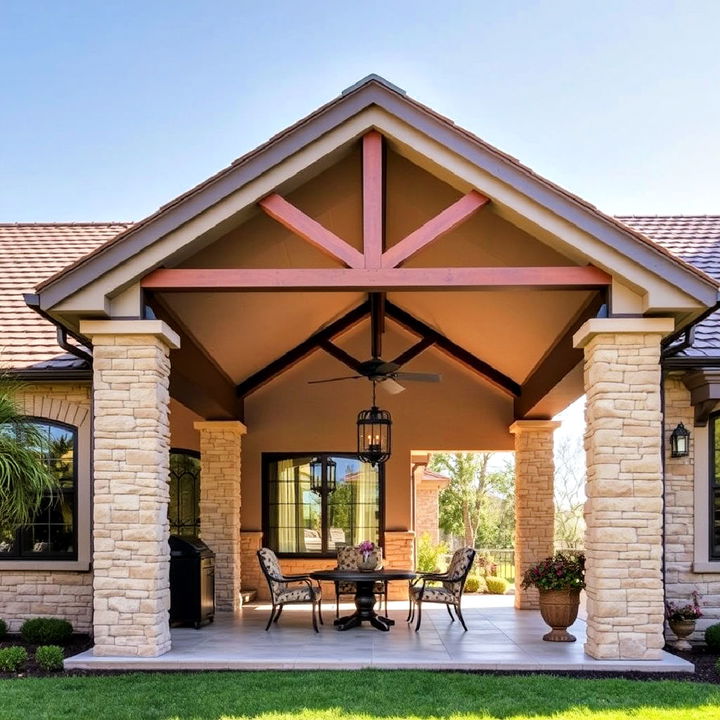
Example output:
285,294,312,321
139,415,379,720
710,413,720,561
0,416,78,561
262,452,385,558
168,448,201,537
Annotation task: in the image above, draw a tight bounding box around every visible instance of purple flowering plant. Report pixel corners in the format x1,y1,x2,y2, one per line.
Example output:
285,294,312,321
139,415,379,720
357,540,376,556
665,591,702,622
521,552,586,591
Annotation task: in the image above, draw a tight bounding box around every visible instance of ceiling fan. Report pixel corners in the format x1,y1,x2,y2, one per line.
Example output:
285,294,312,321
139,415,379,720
308,294,442,394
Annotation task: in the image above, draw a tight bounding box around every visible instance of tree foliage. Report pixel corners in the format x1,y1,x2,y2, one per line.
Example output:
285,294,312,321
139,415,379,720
0,381,58,535
430,452,515,549
554,434,586,549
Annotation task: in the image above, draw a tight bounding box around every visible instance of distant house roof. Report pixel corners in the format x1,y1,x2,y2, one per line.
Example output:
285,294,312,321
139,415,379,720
0,222,132,371
619,216,720,358
1,215,719,372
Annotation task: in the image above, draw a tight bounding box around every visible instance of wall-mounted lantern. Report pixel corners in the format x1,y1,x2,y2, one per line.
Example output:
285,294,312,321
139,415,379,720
670,422,690,458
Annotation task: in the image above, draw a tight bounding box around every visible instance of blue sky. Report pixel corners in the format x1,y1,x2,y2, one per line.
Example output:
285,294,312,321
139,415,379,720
1,0,718,221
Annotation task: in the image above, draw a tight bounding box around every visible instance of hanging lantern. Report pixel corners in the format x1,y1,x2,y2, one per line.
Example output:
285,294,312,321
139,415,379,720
357,405,392,466
326,457,337,493
670,422,690,458
309,456,337,495
309,457,323,495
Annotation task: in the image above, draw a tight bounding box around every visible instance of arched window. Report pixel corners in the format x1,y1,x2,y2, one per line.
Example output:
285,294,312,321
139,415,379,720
168,449,201,537
0,418,77,559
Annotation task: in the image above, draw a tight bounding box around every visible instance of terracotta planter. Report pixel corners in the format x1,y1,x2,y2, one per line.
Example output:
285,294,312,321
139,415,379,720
668,619,696,650
538,588,581,642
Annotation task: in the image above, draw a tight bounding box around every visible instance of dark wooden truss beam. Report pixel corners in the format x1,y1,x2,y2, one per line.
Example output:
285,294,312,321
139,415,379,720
513,291,607,418
236,301,370,397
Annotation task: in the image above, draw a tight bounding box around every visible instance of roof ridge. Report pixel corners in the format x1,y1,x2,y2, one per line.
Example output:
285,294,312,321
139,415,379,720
616,214,720,219
0,221,132,227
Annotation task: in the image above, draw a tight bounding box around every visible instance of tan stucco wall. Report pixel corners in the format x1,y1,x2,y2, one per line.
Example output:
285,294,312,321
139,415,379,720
0,383,93,631
663,375,720,641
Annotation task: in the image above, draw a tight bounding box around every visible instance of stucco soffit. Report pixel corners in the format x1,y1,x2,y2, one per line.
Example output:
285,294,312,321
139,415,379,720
38,77,717,316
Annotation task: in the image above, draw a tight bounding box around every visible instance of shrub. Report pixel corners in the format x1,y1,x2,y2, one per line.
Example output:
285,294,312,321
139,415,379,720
416,533,448,573
0,619,7,639
20,617,73,645
0,646,28,672
485,576,509,594
35,645,64,671
464,575,480,593
705,623,720,650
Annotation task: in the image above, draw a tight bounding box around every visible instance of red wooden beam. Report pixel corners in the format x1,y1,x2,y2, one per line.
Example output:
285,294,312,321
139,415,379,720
362,131,384,269
142,265,612,292
382,190,489,268
259,193,364,269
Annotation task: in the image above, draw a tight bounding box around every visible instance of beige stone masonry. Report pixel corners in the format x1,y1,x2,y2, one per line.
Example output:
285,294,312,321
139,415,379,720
84,322,177,658
385,530,415,600
510,420,559,610
575,320,668,660
240,531,264,598
195,421,246,611
663,375,720,643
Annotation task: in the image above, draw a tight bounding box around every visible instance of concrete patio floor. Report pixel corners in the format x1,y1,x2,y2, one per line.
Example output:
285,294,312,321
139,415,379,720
65,595,692,672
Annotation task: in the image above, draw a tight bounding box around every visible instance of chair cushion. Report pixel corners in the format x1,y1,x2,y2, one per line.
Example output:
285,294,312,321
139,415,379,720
410,585,454,604
277,585,321,604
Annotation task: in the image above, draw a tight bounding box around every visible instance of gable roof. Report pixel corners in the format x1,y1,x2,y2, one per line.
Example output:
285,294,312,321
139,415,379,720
33,75,719,312
0,223,132,371
620,216,720,359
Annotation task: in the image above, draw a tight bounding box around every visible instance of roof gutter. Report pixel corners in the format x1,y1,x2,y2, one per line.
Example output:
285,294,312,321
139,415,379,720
661,295,720,360
23,293,93,366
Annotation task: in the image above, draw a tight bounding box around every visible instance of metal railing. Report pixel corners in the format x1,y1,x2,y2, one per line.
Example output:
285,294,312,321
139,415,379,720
474,548,514,583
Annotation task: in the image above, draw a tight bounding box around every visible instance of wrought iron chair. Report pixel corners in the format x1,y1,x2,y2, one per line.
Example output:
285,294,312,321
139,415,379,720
334,545,388,618
408,546,476,631
257,548,323,632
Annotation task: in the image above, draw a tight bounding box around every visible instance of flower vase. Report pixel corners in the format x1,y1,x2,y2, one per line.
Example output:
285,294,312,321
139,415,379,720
357,550,379,571
668,619,695,650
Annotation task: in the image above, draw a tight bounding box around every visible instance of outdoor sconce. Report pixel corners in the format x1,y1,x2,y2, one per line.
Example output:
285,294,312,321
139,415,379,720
309,457,337,495
670,422,690,458
357,405,392,467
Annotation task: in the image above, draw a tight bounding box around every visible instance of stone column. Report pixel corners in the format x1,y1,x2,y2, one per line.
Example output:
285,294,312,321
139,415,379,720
195,421,246,611
510,420,559,610
384,530,415,599
574,317,673,660
80,320,179,658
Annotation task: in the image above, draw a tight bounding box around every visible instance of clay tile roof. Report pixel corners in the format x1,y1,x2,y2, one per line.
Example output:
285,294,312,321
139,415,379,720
618,216,720,359
0,223,132,370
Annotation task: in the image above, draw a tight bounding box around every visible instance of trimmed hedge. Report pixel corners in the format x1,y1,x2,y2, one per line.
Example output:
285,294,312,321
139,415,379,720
35,645,64,671
485,576,509,594
0,618,7,639
0,646,28,672
20,618,73,645
705,622,720,650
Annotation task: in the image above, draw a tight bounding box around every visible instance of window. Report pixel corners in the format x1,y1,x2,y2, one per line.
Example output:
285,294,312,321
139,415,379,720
710,414,720,560
168,449,201,537
263,453,382,556
0,419,77,560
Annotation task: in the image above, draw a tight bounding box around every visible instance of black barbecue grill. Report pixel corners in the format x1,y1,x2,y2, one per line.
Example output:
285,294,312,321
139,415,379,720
169,535,215,628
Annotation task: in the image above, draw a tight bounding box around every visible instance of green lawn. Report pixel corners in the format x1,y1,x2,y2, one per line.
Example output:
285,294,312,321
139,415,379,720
0,670,718,720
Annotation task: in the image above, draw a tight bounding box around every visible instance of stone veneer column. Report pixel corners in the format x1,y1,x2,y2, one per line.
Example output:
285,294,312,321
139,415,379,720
384,530,415,600
510,420,559,610
574,317,673,660
80,320,179,658
195,421,246,611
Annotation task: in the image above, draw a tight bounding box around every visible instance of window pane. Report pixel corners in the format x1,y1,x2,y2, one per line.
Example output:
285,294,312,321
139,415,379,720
0,419,77,559
266,454,380,555
168,451,201,536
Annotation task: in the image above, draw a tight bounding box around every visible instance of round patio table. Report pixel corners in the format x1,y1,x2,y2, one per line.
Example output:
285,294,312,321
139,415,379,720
310,568,416,632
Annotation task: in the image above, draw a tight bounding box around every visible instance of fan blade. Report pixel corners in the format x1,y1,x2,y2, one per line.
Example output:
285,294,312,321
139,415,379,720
379,378,406,395
393,372,442,383
307,376,363,384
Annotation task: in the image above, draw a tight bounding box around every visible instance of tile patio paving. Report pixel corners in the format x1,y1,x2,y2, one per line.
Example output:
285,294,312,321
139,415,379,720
66,595,692,672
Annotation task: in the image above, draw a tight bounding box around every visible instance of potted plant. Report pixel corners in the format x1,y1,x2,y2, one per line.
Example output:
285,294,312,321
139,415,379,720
665,591,702,650
521,551,585,642
356,540,379,571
